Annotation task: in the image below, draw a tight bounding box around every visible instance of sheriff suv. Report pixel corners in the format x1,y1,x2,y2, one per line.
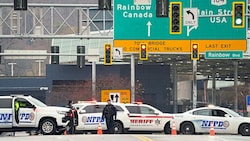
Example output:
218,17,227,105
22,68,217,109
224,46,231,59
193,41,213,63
0,95,71,135
73,101,130,134
124,102,173,134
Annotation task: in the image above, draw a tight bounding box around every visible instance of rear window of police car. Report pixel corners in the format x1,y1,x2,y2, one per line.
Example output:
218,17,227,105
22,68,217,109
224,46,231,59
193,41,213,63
125,105,156,114
82,104,125,113
0,98,12,108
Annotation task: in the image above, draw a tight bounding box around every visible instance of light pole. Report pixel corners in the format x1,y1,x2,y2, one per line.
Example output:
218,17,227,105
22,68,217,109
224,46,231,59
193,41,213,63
8,63,16,76
234,61,238,112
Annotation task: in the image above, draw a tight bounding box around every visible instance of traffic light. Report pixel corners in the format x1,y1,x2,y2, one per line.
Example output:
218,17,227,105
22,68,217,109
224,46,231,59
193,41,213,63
170,2,182,34
191,44,199,60
156,0,168,17
98,0,111,10
104,44,112,65
139,43,148,61
77,46,85,68
51,46,59,64
14,0,28,10
232,2,245,28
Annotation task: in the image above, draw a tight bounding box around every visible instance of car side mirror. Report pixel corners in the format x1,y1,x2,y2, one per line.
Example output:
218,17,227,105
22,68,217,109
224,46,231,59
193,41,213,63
32,105,36,111
155,112,159,115
79,109,86,114
225,114,231,118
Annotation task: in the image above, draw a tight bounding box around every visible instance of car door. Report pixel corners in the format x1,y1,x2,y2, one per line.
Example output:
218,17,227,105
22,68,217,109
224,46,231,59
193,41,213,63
191,109,214,133
14,98,36,127
0,98,12,128
139,105,166,131
210,109,239,134
77,104,106,131
127,105,162,131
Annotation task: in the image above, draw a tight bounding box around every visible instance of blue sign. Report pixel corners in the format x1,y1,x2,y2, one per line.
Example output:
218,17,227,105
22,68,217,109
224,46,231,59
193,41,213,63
246,95,250,106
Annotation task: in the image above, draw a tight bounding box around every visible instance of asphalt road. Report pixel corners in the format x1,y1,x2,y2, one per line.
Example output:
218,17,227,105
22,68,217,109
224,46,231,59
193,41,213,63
0,133,249,141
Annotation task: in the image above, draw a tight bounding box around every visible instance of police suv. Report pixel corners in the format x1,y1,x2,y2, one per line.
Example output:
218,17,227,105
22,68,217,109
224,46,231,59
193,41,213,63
73,101,131,134
0,95,71,135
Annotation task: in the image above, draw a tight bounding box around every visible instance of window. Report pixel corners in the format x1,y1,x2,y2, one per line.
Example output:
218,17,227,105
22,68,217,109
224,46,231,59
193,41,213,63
126,106,140,114
0,98,12,108
83,105,95,113
114,106,124,112
140,106,155,114
16,98,33,108
193,109,210,116
95,105,105,113
212,109,227,117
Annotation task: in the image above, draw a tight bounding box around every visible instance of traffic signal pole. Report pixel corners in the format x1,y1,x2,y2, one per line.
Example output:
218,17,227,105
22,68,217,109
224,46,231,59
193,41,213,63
234,61,238,112
193,60,197,109
92,61,96,100
131,54,135,103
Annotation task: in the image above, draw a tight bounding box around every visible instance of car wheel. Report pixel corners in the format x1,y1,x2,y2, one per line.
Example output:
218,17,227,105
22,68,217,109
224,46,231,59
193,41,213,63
239,123,250,136
181,122,195,134
40,118,56,135
114,122,124,134
164,122,171,134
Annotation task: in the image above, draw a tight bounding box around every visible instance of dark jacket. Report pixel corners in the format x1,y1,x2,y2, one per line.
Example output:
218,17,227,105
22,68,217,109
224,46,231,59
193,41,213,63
102,104,117,119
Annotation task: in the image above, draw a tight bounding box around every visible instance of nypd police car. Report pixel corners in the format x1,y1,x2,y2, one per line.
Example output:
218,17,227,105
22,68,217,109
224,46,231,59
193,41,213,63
124,102,173,134
0,95,71,135
172,105,250,136
73,101,131,134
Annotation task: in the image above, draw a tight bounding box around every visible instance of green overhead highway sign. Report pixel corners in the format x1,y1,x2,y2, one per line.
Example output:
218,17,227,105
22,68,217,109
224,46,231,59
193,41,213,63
205,51,243,59
114,0,246,40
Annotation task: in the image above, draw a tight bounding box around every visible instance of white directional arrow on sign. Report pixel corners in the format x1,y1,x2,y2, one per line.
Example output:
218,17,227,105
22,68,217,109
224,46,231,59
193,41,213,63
147,21,152,37
183,8,198,26
113,47,123,60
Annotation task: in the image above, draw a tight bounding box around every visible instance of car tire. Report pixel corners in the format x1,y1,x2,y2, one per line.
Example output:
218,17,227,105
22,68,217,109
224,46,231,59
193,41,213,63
164,122,171,134
239,123,250,136
114,121,124,134
181,122,195,134
40,118,56,135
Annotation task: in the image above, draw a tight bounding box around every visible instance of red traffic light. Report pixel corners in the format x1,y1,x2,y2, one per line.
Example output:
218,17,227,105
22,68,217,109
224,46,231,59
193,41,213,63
140,43,148,60
104,44,112,65
141,44,146,50
105,45,111,50
191,44,199,60
192,44,198,50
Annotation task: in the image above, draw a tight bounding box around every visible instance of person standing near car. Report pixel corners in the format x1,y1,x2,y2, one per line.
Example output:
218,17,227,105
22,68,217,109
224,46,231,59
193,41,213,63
14,99,20,124
67,100,78,134
102,99,117,134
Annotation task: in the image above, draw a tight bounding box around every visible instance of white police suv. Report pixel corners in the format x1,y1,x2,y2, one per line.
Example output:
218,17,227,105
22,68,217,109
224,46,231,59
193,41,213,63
73,101,130,134
172,105,250,136
0,95,71,135
124,102,173,134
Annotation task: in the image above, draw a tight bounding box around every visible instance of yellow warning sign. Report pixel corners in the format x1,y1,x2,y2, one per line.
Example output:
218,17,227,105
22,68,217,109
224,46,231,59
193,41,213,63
114,40,190,53
113,40,246,53
101,90,130,103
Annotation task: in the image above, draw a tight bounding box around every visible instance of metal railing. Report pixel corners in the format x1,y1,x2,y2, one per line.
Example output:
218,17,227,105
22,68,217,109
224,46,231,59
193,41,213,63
0,3,113,39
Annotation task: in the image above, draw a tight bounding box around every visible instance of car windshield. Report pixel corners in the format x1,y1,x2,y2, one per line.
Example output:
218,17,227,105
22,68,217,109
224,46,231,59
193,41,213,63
224,108,242,117
28,97,47,107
